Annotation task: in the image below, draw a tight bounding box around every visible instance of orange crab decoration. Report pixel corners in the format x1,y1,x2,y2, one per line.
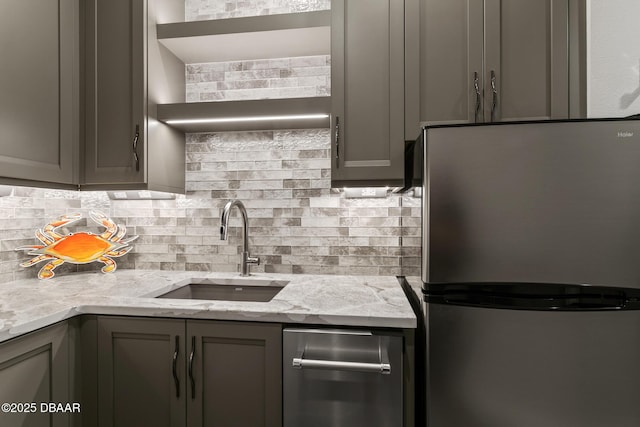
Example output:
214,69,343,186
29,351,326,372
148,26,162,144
15,211,138,279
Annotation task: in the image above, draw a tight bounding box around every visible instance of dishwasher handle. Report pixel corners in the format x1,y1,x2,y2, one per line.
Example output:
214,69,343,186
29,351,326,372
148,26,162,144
292,348,391,374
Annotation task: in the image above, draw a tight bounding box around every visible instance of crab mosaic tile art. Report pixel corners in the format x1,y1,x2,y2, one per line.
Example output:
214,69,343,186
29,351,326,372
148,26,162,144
15,211,138,279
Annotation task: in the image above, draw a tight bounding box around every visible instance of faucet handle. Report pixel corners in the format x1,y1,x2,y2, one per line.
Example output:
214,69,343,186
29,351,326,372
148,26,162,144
246,255,260,265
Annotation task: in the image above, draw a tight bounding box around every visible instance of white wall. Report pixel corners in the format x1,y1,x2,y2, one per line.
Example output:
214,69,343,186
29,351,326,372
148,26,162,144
587,0,640,117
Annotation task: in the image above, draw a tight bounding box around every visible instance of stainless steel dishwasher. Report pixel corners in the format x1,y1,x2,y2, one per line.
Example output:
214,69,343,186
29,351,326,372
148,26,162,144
283,328,403,426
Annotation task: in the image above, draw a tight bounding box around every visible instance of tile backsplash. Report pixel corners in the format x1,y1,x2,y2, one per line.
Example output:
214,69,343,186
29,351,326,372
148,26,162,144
186,55,330,102
0,129,420,284
183,129,420,277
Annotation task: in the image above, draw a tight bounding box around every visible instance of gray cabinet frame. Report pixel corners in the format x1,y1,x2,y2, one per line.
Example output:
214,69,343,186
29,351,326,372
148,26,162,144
409,0,570,130
96,316,281,427
331,0,406,187
0,0,79,188
483,0,569,122
0,322,70,427
0,0,185,193
97,317,185,427
186,320,282,427
83,0,147,186
83,0,186,193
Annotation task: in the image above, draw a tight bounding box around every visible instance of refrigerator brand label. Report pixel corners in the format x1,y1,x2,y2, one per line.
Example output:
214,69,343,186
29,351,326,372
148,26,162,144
617,131,634,138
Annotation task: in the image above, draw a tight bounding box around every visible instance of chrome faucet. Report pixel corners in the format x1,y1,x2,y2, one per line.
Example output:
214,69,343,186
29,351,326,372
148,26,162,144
220,200,260,276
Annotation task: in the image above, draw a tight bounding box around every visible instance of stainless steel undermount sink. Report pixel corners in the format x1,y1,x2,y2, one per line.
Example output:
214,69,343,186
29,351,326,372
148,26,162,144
155,278,289,302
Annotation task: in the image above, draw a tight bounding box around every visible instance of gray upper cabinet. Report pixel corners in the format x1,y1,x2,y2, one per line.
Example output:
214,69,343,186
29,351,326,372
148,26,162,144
0,322,70,427
413,0,569,128
83,0,185,193
84,0,146,186
331,0,406,187
0,0,78,188
0,0,185,192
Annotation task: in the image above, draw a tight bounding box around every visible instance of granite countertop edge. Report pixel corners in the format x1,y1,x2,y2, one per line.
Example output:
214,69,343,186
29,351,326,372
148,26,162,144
0,270,417,343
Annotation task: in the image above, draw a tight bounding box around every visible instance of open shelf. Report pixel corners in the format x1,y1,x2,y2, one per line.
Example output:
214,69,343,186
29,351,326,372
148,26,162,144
157,11,331,63
157,97,331,132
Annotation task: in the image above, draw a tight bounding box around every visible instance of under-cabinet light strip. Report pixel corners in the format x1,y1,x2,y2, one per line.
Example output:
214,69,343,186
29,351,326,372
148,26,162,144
165,114,329,125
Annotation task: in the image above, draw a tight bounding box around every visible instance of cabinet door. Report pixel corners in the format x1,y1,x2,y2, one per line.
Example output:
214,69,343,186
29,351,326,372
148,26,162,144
84,0,146,185
420,0,484,125
186,321,282,427
0,322,69,427
331,0,406,187
0,0,77,186
484,0,569,121
97,317,185,427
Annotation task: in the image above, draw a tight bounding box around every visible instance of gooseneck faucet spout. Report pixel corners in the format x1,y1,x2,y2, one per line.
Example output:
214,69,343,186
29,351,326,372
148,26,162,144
220,200,260,276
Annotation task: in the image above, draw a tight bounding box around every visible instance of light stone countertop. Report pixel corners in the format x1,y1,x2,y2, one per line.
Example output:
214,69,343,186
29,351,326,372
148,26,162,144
0,270,416,343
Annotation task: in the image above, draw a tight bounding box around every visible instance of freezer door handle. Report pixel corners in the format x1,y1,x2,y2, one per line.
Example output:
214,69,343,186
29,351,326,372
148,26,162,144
292,348,391,374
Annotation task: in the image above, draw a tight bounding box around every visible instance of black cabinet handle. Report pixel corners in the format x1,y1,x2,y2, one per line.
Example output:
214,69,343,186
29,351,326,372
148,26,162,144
334,116,340,168
132,124,140,171
189,336,196,399
473,72,481,123
490,70,498,122
172,336,180,398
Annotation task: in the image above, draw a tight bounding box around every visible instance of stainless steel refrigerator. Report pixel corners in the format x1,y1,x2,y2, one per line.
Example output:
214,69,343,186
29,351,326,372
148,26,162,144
419,118,640,427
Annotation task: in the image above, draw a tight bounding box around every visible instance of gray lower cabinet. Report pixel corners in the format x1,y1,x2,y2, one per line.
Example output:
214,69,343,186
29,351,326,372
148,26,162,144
411,0,569,129
97,316,282,427
186,320,282,427
0,322,70,427
331,0,406,187
96,317,185,427
0,0,78,188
